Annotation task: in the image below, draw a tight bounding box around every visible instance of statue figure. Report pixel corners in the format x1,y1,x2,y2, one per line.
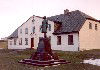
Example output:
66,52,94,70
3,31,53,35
41,16,48,38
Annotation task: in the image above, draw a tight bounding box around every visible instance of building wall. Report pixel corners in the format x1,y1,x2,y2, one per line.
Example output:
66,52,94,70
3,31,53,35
79,19,100,50
8,38,20,49
8,16,54,49
51,33,79,51
8,16,79,51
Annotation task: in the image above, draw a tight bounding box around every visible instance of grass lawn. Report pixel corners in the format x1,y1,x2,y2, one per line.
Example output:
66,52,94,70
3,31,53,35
0,49,100,70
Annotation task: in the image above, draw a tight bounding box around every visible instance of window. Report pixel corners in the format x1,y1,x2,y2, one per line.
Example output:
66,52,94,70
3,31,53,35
10,41,12,45
25,28,28,34
54,23,62,32
68,35,74,45
89,22,92,29
48,24,51,31
32,17,35,23
14,39,17,45
32,26,35,33
57,36,61,45
25,38,28,45
95,24,97,30
19,38,22,45
20,29,22,34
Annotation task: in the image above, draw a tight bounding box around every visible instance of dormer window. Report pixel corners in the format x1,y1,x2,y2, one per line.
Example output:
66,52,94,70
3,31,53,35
89,22,92,29
25,28,28,34
54,21,62,32
95,24,97,30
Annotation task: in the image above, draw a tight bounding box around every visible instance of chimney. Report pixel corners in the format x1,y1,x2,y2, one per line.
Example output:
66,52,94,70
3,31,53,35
64,9,69,14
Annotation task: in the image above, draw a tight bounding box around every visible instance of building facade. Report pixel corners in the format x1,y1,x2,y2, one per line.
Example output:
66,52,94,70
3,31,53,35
8,10,100,51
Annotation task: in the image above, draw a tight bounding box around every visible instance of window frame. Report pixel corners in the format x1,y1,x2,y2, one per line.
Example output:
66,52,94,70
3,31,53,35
10,41,12,45
14,39,17,45
57,36,61,45
95,24,97,30
25,28,28,34
32,26,35,33
68,35,74,45
89,22,92,29
20,29,22,34
25,38,28,45
19,38,22,45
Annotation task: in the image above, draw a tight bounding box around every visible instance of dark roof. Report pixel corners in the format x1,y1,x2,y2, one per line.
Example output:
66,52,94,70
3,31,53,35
47,10,98,34
8,10,99,38
8,28,18,39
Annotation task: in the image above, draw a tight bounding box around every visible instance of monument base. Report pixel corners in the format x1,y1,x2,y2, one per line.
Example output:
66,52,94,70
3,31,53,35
19,58,70,67
18,37,70,67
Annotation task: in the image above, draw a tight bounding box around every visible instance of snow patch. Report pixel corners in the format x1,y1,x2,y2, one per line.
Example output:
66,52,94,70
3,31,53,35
83,59,100,66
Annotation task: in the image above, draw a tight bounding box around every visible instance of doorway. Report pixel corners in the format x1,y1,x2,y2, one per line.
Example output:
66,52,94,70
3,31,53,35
31,38,34,48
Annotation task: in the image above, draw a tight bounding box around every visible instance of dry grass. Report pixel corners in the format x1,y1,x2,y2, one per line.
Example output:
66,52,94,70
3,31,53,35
0,49,100,70
0,41,7,49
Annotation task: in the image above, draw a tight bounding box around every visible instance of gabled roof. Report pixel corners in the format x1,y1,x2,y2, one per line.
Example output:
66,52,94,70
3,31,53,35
8,28,18,39
47,10,98,34
7,15,41,39
8,10,99,38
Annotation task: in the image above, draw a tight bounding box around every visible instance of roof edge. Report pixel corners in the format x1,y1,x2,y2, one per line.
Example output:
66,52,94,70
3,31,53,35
53,31,78,35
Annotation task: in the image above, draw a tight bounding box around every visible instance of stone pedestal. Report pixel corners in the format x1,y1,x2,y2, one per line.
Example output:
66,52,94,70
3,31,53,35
19,37,70,67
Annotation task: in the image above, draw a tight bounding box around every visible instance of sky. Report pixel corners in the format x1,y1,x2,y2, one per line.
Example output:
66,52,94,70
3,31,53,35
0,0,100,39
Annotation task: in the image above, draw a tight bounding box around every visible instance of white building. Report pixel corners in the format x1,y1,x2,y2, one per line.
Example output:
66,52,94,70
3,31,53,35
8,10,100,51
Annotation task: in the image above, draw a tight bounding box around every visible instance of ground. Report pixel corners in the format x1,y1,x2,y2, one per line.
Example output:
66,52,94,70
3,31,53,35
0,49,100,70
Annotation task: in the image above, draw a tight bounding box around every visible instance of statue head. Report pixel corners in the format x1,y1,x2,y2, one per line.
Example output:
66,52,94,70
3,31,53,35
43,16,46,19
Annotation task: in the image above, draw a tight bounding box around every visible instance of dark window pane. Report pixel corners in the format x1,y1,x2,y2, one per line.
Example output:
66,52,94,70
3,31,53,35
68,35,74,45
95,24,97,30
25,38,28,45
57,36,61,45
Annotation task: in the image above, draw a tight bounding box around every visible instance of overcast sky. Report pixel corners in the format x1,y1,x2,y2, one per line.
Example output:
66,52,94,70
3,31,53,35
0,0,100,39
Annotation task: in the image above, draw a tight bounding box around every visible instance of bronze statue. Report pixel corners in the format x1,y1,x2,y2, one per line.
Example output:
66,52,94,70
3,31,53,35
41,16,48,38
41,16,48,33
